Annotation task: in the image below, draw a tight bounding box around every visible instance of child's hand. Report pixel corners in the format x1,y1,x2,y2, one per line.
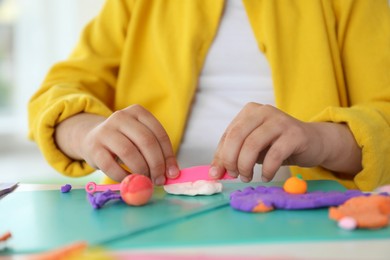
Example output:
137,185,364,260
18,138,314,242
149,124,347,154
209,103,362,182
55,105,179,185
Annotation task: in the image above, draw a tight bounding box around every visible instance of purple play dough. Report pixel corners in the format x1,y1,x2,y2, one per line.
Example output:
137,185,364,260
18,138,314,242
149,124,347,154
60,184,72,193
87,190,122,209
230,186,365,212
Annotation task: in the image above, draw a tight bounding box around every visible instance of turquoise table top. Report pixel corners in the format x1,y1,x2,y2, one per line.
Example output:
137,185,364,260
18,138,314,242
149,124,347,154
0,180,389,255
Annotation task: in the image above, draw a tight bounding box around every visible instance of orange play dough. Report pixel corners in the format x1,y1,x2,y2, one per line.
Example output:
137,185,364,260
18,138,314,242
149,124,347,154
0,231,11,242
252,202,274,213
329,195,390,229
283,175,307,194
120,174,153,206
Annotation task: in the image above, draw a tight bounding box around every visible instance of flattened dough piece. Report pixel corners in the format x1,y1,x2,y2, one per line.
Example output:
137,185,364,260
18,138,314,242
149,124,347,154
163,180,223,196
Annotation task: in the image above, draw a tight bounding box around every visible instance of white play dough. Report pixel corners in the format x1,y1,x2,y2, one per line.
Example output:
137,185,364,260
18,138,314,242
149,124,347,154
163,180,223,196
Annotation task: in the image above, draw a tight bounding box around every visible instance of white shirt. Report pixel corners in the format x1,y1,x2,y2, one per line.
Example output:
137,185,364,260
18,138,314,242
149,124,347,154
177,0,290,182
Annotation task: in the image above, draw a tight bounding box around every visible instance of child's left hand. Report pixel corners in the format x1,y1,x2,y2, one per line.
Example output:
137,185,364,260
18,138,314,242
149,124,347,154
209,103,362,182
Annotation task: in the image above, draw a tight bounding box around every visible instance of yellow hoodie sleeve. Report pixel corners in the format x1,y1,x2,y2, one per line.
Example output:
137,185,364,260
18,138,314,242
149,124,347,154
28,0,132,177
304,0,390,191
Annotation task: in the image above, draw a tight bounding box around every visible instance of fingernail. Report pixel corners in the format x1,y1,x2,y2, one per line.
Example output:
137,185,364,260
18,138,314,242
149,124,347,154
167,165,179,178
227,171,238,178
155,175,166,186
240,176,250,183
261,175,270,182
209,166,219,178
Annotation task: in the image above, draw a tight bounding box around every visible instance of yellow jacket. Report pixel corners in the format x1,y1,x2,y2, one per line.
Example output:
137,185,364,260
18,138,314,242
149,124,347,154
28,0,390,191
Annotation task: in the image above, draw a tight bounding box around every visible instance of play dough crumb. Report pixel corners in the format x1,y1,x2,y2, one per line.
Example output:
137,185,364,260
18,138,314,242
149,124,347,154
61,184,72,193
338,216,358,230
283,174,307,194
329,195,390,229
252,202,274,213
0,231,11,242
164,180,223,196
87,190,122,209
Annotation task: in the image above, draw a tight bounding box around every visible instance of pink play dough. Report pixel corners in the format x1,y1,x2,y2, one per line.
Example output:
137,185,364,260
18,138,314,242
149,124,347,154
120,174,154,206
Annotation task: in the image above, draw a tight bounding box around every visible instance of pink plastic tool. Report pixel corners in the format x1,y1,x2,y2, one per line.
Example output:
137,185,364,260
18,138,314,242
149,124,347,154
85,182,120,194
164,165,235,185
85,165,235,193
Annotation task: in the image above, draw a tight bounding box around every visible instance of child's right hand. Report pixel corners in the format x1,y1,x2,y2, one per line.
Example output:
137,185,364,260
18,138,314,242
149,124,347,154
54,105,180,185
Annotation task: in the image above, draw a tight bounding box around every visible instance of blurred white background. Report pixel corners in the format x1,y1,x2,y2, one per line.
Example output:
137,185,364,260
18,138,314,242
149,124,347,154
0,0,105,184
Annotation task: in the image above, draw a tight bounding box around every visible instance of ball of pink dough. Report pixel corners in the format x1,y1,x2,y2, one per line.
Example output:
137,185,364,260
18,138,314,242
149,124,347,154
120,174,153,206
338,216,357,230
